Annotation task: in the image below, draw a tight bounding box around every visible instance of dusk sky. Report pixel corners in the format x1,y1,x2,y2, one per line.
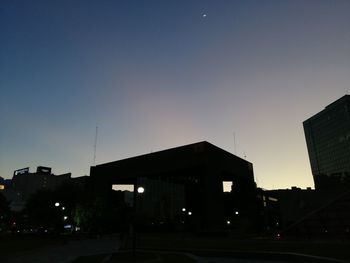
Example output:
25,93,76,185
1,0,349,189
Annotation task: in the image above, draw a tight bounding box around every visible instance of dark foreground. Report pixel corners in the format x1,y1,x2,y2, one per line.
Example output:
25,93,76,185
1,233,350,263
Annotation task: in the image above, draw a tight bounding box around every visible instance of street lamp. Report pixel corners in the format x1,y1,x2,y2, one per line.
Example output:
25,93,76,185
137,187,145,194
133,185,145,256
55,202,60,207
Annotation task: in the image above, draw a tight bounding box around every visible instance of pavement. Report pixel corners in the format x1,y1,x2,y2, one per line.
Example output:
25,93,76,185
114,248,350,263
191,257,287,263
2,235,120,263
136,250,289,263
3,235,350,263
191,253,347,263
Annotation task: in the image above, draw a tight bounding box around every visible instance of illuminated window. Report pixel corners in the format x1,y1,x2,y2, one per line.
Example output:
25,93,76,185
222,181,233,192
112,184,134,192
0,185,4,190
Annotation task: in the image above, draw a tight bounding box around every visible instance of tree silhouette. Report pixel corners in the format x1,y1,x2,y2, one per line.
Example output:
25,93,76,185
25,190,62,231
0,192,10,232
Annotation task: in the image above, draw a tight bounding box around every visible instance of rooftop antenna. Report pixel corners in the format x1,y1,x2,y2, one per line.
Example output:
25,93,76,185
93,125,98,165
233,132,237,155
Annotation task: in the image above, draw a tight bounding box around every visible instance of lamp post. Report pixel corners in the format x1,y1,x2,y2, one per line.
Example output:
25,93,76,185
54,202,69,233
132,185,145,256
54,202,62,233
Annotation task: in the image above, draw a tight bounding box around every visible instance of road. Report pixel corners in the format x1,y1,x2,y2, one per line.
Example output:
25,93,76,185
2,235,120,263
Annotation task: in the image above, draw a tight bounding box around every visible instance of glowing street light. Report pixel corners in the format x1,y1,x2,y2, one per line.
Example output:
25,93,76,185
55,202,60,207
133,185,145,256
182,208,186,212
137,186,145,193
188,211,192,216
63,216,68,221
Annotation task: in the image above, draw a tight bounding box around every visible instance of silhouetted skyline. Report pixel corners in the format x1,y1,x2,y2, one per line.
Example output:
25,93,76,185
1,0,350,189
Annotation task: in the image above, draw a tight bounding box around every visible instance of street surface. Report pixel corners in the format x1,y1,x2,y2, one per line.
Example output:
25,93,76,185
2,235,119,263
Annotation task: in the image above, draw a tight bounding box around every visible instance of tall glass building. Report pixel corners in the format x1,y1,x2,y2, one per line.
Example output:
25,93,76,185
303,95,350,192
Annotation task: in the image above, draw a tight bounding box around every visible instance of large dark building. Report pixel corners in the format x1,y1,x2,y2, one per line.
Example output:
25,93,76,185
284,95,350,238
90,141,259,234
303,95,350,192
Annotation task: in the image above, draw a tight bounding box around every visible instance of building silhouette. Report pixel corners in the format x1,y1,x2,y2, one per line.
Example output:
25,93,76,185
90,141,259,234
11,166,71,198
4,166,71,211
284,95,350,238
303,95,350,193
282,188,350,238
267,187,315,229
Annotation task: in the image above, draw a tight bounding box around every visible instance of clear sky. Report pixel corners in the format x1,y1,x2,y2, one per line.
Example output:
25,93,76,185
1,0,349,189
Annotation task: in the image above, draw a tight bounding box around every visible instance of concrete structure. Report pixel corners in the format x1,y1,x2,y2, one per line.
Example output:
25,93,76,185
304,95,350,192
90,141,258,233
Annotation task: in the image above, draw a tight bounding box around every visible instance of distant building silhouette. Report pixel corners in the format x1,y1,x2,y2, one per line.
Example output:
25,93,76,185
4,166,71,211
11,166,71,197
267,187,316,229
282,188,350,238
304,95,350,193
90,141,259,234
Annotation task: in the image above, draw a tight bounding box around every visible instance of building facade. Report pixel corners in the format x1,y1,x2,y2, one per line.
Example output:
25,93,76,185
90,141,259,234
303,95,350,192
11,166,71,198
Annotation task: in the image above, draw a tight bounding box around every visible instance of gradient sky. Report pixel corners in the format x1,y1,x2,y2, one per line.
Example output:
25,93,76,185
1,0,349,189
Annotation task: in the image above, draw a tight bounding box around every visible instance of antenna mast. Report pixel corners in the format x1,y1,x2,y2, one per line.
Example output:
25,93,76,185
93,126,98,165
233,132,237,154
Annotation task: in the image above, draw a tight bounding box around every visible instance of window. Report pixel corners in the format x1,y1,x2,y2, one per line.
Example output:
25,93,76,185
112,184,134,192
222,181,233,192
